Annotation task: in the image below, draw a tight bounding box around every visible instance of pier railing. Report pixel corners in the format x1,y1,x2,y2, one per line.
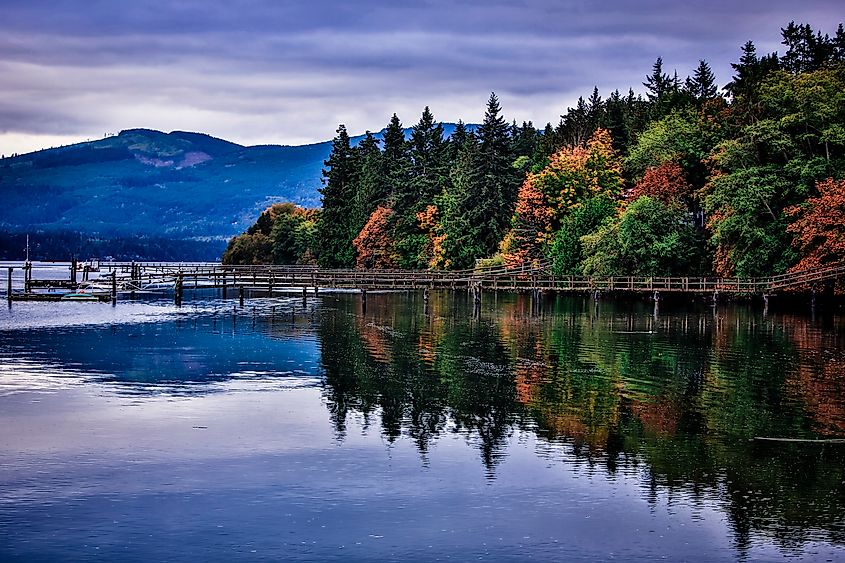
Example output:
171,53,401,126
100,261,845,294
8,261,845,301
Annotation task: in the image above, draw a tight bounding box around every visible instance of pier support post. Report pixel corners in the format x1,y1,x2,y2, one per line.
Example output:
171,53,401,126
361,288,367,314
302,286,307,300
7,267,12,303
111,271,117,305
175,273,183,307
763,293,770,317
239,285,245,307
70,256,77,286
24,262,31,293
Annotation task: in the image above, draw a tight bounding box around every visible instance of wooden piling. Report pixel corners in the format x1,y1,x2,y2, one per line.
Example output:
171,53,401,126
239,285,245,307
111,271,117,304
175,273,183,306
6,267,12,303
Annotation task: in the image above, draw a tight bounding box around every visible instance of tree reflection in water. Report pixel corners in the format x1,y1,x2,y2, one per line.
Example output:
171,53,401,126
314,290,845,554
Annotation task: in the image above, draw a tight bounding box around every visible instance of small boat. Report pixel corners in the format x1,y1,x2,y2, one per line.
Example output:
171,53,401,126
61,292,105,301
141,280,176,291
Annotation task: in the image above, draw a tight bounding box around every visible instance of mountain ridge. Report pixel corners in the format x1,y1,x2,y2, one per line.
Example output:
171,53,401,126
0,124,475,260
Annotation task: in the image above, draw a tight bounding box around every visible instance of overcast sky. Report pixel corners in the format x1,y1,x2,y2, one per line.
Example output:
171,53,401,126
0,0,841,155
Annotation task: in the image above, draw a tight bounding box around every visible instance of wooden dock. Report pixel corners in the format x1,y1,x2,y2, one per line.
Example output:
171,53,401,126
6,260,845,304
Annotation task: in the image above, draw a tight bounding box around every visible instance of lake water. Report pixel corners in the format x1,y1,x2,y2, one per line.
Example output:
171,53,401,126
1,290,844,561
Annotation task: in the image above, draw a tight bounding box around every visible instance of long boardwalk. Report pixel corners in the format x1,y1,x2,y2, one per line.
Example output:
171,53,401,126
8,260,844,302
105,261,842,296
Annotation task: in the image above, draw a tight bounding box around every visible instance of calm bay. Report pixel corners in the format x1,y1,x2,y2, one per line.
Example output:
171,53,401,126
1,288,843,561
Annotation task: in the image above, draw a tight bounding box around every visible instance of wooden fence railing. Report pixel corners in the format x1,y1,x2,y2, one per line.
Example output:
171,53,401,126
96,262,845,295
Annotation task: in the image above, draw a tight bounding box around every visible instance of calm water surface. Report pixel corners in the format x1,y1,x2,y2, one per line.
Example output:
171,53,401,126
1,290,844,561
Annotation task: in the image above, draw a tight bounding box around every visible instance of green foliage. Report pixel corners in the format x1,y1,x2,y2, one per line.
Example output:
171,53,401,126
307,20,845,277
625,111,709,181
224,202,319,265
317,125,357,268
580,197,704,276
548,196,616,275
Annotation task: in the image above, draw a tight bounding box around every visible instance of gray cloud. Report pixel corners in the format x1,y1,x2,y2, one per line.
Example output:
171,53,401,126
0,0,841,153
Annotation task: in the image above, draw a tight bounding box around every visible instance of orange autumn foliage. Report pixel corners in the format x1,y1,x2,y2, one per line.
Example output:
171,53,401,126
785,178,845,271
353,206,400,269
532,128,624,214
416,204,447,269
501,128,623,268
500,177,555,267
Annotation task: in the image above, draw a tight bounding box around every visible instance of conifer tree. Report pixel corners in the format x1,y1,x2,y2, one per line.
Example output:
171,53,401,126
382,113,410,201
476,92,519,256
644,57,672,102
351,131,385,235
685,60,719,101
317,124,357,267
393,107,449,267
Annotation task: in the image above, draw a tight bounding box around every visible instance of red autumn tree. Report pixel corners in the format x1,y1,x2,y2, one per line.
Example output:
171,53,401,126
785,178,845,271
630,161,693,205
353,206,399,269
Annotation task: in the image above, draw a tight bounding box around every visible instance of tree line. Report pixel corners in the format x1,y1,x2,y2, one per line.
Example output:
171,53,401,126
224,21,845,278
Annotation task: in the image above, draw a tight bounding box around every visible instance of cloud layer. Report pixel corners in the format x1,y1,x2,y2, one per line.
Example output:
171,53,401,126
0,0,841,154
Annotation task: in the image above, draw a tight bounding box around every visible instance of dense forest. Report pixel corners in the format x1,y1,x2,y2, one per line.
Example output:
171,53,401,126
224,22,845,278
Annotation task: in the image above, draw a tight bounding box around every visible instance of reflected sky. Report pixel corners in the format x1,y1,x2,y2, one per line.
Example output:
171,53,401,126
1,291,844,561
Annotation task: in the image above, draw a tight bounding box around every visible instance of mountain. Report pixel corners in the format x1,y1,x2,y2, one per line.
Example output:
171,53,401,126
0,124,477,260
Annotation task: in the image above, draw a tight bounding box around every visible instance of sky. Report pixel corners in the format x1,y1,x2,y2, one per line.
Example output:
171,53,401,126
0,0,841,155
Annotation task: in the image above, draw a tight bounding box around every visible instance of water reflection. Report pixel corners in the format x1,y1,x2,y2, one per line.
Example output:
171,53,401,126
314,291,845,554
1,290,844,559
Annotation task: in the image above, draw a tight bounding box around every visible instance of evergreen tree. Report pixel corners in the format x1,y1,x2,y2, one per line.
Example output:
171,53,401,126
780,22,833,74
408,106,447,205
394,107,449,267
438,135,487,268
643,57,672,102
685,60,719,101
351,131,385,235
382,113,410,201
725,41,779,123
449,120,470,161
317,124,357,267
476,92,519,256
833,24,845,62
602,89,629,152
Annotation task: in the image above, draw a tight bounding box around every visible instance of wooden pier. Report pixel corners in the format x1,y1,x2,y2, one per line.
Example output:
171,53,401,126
6,260,845,304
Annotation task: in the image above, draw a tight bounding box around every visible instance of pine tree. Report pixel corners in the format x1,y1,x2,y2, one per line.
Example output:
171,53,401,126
476,92,518,256
408,106,447,205
833,24,845,62
686,60,718,101
643,57,672,102
449,120,469,161
381,113,410,201
317,124,357,267
392,107,449,267
351,131,385,235
438,135,486,268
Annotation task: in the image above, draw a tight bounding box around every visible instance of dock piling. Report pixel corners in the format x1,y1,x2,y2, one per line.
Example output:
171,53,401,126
175,273,183,307
7,267,12,303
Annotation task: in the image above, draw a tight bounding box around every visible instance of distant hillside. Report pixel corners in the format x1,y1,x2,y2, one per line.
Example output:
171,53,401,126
0,124,475,260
